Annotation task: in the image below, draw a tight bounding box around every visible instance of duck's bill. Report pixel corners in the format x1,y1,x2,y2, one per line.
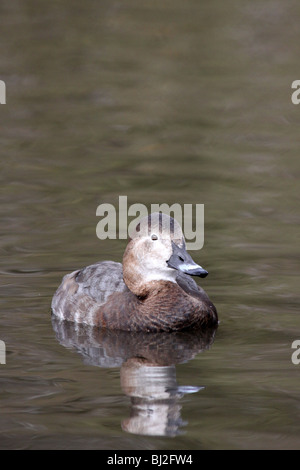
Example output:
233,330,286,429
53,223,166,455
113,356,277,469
167,241,208,278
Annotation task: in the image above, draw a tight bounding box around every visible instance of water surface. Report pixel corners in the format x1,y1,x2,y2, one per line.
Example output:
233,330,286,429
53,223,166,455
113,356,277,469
1,0,300,449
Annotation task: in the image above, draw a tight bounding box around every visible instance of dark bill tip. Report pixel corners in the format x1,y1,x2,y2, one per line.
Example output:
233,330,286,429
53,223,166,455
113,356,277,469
185,267,208,278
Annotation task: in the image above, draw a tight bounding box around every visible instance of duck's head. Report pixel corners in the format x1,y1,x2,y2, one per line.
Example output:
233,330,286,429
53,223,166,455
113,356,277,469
122,212,208,296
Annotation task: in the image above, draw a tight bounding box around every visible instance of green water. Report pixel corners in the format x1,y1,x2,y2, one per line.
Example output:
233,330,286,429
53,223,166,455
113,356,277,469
0,0,300,449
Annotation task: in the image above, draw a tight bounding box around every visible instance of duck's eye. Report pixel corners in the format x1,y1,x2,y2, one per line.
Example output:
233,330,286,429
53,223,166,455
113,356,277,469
151,234,158,241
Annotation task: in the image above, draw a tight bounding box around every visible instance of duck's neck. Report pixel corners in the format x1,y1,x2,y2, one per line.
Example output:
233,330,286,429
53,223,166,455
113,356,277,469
124,274,176,299
122,241,177,297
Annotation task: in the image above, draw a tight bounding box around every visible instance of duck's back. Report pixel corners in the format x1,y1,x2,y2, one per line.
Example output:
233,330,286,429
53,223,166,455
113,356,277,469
175,271,212,304
51,261,128,323
75,261,127,303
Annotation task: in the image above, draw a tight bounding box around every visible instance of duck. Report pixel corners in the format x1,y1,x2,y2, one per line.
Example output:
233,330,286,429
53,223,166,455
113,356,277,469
51,212,218,332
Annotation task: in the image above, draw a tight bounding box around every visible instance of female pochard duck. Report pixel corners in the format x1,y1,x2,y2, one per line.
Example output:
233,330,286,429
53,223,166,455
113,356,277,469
51,213,218,332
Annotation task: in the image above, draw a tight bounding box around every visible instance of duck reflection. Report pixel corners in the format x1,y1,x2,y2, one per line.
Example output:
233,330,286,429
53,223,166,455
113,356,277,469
52,317,217,436
120,358,204,436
